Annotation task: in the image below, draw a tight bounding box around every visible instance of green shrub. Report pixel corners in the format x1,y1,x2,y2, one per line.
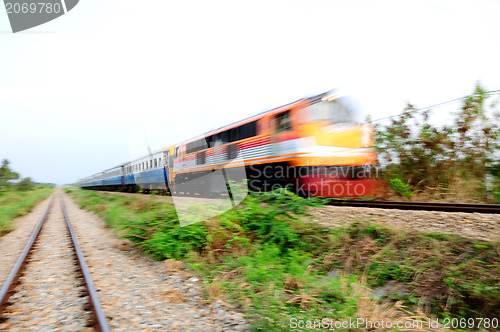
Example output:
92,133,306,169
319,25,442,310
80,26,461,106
390,177,412,197
0,187,53,235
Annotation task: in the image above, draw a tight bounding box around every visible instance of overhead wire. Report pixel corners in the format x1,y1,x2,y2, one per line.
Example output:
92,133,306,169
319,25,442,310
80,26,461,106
369,89,500,124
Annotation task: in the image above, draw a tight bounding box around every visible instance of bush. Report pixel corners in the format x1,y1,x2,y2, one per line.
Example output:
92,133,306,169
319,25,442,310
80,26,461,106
374,83,500,199
389,177,412,197
16,177,34,191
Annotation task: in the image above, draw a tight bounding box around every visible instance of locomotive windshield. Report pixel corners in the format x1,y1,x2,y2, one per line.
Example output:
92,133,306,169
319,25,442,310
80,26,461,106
309,97,358,125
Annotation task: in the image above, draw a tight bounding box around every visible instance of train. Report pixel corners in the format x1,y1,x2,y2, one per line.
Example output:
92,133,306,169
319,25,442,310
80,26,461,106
79,89,378,198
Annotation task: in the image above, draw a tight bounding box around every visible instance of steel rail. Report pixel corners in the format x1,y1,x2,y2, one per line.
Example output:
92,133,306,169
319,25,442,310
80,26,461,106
0,195,54,315
328,199,500,214
60,194,110,332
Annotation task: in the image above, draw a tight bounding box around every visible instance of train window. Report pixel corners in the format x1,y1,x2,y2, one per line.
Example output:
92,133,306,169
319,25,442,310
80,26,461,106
196,151,206,165
142,162,144,170
150,160,153,168
186,138,207,154
227,144,238,160
275,110,291,132
169,155,174,166
240,121,257,140
227,121,257,142
229,126,240,142
221,131,229,144
212,134,220,147
309,98,356,125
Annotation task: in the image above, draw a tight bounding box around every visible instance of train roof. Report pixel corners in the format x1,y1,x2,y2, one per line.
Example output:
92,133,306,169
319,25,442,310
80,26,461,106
178,89,335,145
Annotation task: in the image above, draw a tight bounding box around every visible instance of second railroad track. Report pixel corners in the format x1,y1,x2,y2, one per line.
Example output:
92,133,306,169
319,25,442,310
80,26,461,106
328,199,500,214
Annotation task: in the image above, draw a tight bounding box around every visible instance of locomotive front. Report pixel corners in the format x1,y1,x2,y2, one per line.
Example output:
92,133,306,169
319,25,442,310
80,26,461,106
290,92,378,197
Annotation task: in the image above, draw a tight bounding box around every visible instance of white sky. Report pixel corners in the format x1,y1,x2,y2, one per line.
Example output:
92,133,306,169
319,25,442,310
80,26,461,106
1,0,500,184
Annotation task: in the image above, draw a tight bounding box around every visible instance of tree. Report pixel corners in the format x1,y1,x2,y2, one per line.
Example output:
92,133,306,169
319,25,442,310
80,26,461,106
374,82,500,197
452,82,500,176
17,177,34,191
0,159,20,191
374,104,454,189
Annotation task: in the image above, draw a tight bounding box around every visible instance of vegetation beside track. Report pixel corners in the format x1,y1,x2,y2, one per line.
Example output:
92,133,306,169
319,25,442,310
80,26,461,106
374,83,500,203
67,188,499,331
0,186,54,236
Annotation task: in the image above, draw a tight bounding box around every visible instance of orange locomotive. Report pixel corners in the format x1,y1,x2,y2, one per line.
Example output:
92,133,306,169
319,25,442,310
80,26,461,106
168,90,377,197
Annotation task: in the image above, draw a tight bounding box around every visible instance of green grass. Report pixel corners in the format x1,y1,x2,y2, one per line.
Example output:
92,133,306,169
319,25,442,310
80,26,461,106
0,186,54,235
67,188,500,330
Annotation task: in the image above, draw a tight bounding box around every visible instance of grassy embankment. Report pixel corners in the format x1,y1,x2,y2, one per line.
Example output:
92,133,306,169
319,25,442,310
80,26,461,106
67,189,499,331
0,186,54,236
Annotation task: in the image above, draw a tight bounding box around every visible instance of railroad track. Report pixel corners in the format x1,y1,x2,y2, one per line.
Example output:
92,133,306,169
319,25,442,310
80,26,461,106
0,193,110,331
329,199,500,214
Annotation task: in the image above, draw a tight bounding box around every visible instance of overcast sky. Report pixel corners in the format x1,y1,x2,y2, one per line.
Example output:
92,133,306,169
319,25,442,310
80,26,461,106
1,0,500,184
